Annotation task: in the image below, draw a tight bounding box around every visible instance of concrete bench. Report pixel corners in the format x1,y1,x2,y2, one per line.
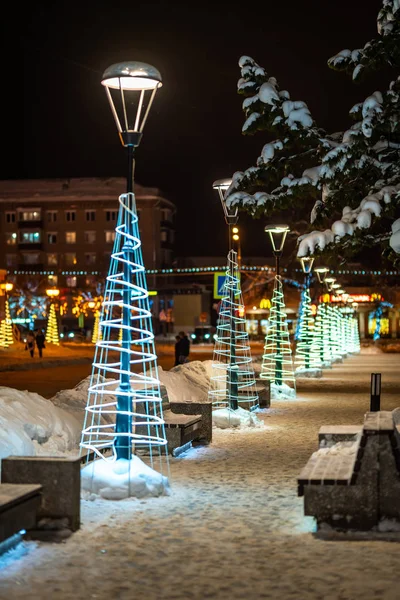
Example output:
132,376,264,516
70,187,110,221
163,408,203,456
0,483,42,544
298,410,400,531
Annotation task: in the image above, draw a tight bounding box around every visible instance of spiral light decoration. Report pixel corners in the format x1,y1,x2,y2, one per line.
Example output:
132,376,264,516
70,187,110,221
0,300,14,348
80,192,168,469
295,285,320,373
312,302,332,368
45,303,59,345
260,275,296,393
208,249,259,411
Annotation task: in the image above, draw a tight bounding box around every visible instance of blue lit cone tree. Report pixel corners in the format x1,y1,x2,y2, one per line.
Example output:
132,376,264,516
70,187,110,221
80,61,169,499
260,275,296,399
208,249,259,426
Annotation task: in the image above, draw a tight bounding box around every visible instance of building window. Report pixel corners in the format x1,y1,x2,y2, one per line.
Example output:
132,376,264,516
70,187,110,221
18,209,41,222
105,231,116,243
48,274,58,286
85,210,96,222
5,212,16,223
21,253,40,265
85,275,97,287
84,231,96,244
20,231,41,243
65,231,76,244
160,208,172,222
65,253,77,266
5,254,17,267
160,230,168,242
85,253,97,265
48,232,57,244
105,210,117,222
65,210,76,222
5,232,17,245
66,276,77,288
47,253,58,266
47,210,58,222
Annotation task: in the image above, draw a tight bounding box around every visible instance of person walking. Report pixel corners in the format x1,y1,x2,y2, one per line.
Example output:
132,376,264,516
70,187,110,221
35,329,46,358
25,330,36,358
174,334,181,367
178,331,190,364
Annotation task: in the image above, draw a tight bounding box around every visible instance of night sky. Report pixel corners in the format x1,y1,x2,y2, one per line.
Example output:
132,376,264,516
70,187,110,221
3,0,390,261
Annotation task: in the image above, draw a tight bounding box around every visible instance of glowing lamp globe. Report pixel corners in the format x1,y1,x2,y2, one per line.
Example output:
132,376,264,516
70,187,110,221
46,288,60,298
264,224,290,253
0,282,13,292
101,61,162,147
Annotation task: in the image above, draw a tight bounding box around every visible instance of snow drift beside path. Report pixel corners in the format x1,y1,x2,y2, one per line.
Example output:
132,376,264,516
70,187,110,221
0,386,81,460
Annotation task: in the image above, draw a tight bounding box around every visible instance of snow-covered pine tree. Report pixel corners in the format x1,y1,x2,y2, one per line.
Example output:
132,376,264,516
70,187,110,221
297,1,400,267
224,56,333,220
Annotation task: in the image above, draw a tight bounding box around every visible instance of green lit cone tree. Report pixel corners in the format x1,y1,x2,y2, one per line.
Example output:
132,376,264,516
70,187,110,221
312,302,332,368
260,275,296,399
295,286,322,377
45,303,60,346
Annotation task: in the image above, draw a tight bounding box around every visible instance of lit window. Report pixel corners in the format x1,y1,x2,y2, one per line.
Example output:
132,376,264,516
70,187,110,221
66,231,76,244
48,275,58,285
5,212,16,223
85,253,97,265
65,210,76,222
106,210,117,222
105,231,116,243
5,232,17,245
65,253,77,266
20,231,41,243
85,210,96,222
66,276,77,288
18,210,41,221
47,211,58,222
84,231,96,244
22,253,40,265
47,253,58,266
48,232,57,244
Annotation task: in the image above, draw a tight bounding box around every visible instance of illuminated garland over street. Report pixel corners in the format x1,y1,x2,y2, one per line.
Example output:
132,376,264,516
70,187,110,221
208,249,259,412
80,193,168,470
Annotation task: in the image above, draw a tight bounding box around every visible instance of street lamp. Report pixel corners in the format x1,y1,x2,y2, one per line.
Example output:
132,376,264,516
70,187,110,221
99,61,163,461
264,224,290,276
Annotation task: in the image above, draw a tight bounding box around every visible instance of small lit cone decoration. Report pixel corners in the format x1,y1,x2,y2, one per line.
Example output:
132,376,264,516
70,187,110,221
260,275,296,396
0,300,14,348
295,286,321,374
208,249,259,412
92,311,102,344
315,301,332,367
46,303,60,345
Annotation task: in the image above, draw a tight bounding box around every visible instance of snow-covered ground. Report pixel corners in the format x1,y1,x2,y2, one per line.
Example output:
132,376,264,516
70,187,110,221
1,351,400,599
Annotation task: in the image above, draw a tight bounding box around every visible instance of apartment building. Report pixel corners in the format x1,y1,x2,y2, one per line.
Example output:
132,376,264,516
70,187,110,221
0,177,176,291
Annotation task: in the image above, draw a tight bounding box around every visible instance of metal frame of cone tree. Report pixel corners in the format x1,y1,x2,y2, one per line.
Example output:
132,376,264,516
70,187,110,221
80,192,169,472
313,302,332,368
352,316,361,353
260,274,296,399
294,285,321,376
45,303,60,345
327,302,342,363
208,249,259,412
294,286,307,342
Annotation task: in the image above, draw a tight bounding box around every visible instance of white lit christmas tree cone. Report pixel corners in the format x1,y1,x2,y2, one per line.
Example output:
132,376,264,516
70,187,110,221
45,303,60,345
313,302,332,368
352,316,361,353
294,287,307,342
328,303,342,362
337,307,348,359
260,275,296,399
208,249,259,418
80,192,169,498
295,286,322,377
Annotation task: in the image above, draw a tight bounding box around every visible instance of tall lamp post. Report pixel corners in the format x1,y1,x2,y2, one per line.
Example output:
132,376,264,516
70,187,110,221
84,61,165,463
262,224,294,390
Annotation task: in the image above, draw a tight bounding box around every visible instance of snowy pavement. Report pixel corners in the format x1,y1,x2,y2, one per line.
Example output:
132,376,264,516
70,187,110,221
1,352,400,599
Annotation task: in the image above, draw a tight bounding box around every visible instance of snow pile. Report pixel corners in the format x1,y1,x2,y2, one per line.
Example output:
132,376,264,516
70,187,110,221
212,406,264,429
81,456,170,500
271,382,296,400
295,367,323,379
389,217,400,252
0,386,81,460
158,361,215,403
312,439,359,457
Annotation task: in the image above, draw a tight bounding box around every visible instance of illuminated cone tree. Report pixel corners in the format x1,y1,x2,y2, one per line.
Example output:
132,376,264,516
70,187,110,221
45,303,60,345
295,257,321,376
0,300,14,348
91,311,102,344
208,249,259,411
